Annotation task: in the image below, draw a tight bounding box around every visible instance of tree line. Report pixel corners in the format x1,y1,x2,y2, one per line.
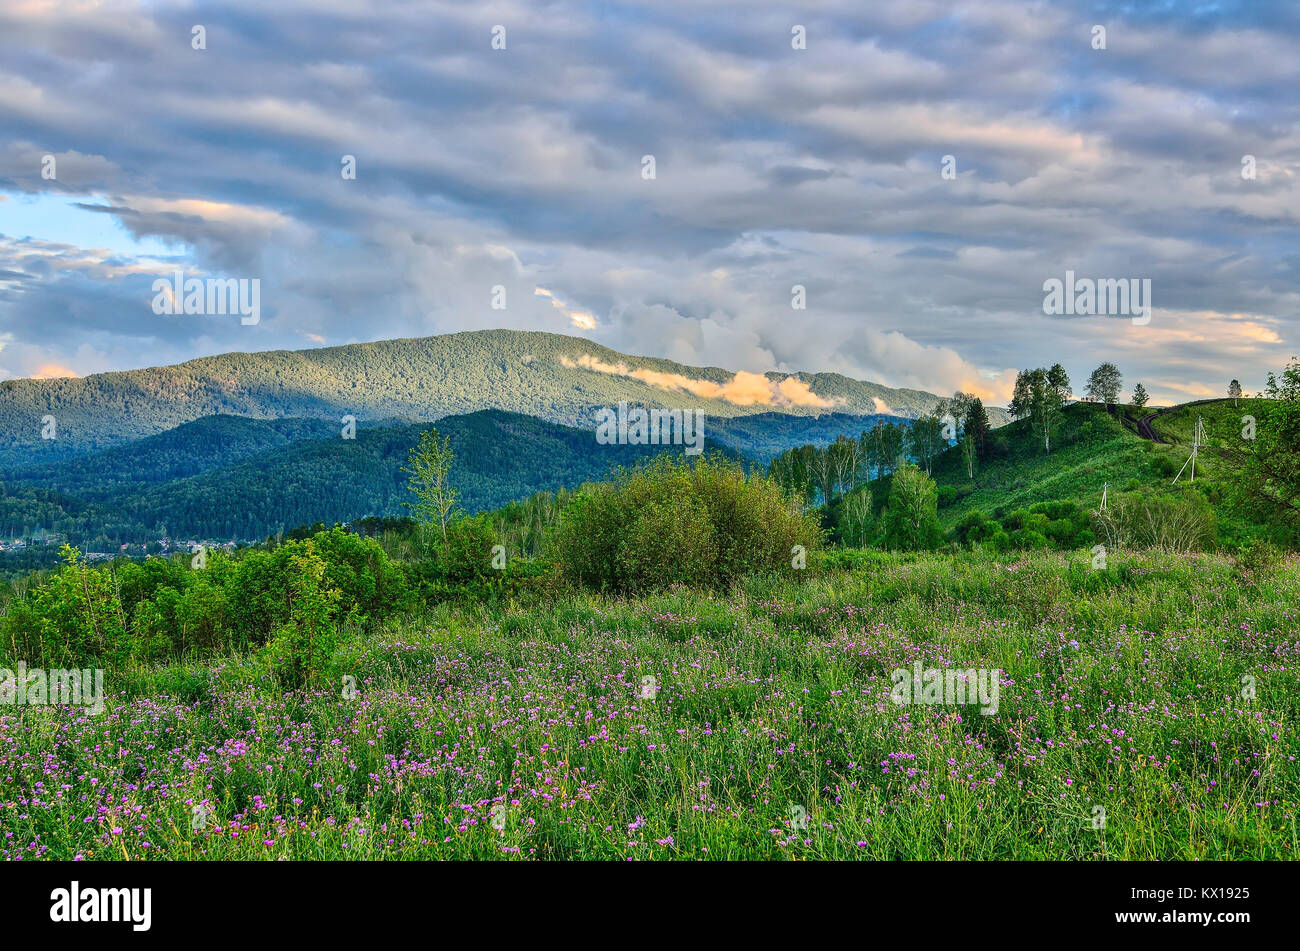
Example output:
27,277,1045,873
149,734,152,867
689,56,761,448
766,393,994,505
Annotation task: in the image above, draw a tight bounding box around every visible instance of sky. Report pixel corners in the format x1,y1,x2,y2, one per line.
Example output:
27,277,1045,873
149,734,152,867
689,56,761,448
1,0,1298,406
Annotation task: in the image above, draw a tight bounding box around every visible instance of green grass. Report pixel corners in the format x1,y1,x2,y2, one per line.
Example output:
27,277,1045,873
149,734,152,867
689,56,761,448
3,548,1297,860
894,400,1277,547
1143,397,1267,449
936,405,1141,520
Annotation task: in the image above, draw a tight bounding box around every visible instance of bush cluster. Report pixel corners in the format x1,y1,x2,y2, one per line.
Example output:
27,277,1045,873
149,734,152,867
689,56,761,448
950,500,1096,552
551,454,821,593
2,528,410,681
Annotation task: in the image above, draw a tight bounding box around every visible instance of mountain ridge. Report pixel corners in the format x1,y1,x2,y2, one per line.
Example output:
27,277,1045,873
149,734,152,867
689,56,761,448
0,329,978,465
0,408,742,553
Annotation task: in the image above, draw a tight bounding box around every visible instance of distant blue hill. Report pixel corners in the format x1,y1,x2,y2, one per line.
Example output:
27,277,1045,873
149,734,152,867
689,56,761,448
0,409,740,550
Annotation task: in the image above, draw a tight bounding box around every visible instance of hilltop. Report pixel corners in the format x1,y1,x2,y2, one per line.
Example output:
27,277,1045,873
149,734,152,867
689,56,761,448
0,329,958,466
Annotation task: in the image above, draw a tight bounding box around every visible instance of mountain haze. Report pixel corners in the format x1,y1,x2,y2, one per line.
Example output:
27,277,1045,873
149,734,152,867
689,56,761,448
0,409,738,550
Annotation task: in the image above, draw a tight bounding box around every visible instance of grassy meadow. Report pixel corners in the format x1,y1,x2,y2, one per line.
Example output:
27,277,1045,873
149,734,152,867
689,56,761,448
928,399,1276,544
4,548,1296,861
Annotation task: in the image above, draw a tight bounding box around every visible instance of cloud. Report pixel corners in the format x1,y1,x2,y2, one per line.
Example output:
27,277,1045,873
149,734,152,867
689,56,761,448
836,325,1018,405
0,0,1295,404
28,362,78,379
560,353,841,409
534,286,597,330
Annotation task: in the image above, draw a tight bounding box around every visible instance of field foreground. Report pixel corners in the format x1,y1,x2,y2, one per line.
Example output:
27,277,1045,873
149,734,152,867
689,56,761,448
2,550,1297,860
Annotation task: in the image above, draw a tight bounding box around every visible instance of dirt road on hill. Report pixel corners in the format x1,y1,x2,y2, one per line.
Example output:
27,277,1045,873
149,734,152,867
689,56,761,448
1136,411,1170,444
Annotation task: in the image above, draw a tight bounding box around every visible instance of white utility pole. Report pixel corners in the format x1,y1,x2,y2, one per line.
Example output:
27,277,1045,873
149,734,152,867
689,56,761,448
1172,416,1204,484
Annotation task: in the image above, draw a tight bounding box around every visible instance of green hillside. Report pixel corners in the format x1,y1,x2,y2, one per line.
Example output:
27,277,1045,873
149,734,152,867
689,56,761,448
0,409,737,557
1117,397,1261,452
830,397,1282,549
0,329,954,465
3,415,342,497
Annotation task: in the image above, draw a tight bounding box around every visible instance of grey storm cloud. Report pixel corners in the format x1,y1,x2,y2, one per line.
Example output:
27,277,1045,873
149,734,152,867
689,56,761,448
0,0,1297,403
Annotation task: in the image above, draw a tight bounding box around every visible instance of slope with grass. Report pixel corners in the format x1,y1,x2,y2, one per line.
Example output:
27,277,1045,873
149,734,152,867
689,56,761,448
1123,398,1262,453
907,399,1274,546
2,548,1295,860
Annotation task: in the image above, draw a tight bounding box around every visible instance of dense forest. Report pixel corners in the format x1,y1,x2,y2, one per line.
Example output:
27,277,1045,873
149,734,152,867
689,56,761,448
0,329,949,465
0,409,739,563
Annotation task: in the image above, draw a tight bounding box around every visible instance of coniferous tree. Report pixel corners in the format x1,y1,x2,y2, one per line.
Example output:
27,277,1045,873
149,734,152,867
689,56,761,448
964,398,992,462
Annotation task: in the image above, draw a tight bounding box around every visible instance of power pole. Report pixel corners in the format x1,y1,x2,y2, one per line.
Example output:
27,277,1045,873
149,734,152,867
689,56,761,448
1172,416,1204,484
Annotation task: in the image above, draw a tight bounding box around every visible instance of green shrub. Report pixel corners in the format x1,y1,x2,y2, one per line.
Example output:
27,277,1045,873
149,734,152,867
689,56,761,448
950,509,1001,547
437,514,500,587
617,496,719,589
1043,519,1077,548
0,546,130,667
1234,537,1282,575
1150,455,1177,477
131,572,230,660
692,457,812,579
1029,500,1080,521
1091,492,1217,553
552,454,820,593
310,526,411,621
261,543,343,688
1011,528,1049,549
1,527,410,668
